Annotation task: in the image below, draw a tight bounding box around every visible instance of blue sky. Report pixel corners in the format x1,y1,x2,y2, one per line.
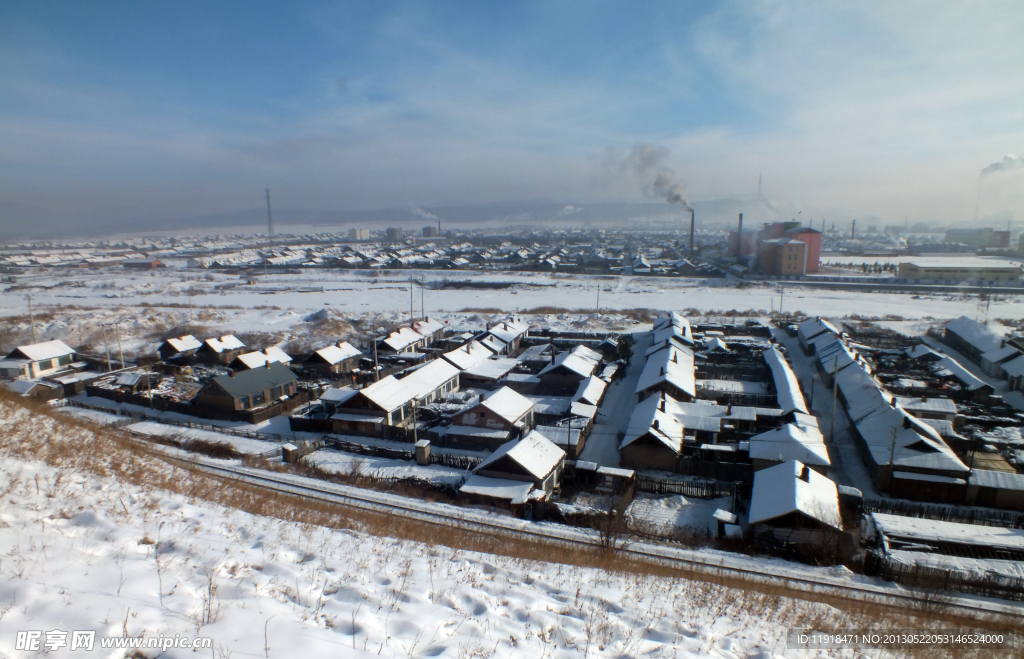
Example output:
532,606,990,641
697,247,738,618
1,1,1023,225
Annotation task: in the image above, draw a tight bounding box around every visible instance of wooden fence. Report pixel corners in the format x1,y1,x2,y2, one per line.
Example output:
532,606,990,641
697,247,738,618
863,498,1024,529
865,551,1024,602
636,475,738,499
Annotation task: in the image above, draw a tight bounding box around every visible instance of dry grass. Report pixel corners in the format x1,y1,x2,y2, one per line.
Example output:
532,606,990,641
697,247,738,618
1,391,1020,657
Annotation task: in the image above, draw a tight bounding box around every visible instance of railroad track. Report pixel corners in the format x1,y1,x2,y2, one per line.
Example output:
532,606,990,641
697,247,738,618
157,449,1024,620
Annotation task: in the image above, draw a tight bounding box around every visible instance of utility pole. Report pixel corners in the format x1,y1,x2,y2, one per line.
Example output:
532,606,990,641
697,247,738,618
265,188,274,238
102,325,112,372
115,322,125,369
146,370,153,409
409,279,414,327
26,295,38,344
779,286,784,316
829,362,839,443
886,425,899,495
372,317,381,382
421,283,425,321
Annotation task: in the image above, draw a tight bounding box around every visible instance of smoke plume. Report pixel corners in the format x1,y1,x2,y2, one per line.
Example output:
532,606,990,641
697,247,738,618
604,143,692,211
410,206,438,220
981,154,1024,176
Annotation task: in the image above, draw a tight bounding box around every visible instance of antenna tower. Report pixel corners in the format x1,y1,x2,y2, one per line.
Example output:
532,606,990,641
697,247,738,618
265,188,274,237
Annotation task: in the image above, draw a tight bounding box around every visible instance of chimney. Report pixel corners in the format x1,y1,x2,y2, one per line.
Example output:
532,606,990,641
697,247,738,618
851,219,856,239
736,213,744,257
652,419,659,430
479,393,484,403
689,209,695,254
800,464,810,482
229,371,235,377
659,398,665,412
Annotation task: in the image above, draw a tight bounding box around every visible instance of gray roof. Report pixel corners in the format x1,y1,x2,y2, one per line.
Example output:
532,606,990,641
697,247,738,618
207,362,296,398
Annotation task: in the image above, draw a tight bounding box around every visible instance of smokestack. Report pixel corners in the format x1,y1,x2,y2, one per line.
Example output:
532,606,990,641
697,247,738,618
736,213,743,257
851,219,856,239
689,209,695,254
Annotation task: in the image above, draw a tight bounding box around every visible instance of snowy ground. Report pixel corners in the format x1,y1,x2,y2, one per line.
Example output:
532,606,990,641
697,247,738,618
2,266,1021,358
0,397,889,659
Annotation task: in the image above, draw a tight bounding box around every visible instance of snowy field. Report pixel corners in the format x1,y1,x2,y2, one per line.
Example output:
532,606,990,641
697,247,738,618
0,398,888,659
2,266,1021,358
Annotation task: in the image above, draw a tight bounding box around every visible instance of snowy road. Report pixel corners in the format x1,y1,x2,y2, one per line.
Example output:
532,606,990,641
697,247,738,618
578,330,651,467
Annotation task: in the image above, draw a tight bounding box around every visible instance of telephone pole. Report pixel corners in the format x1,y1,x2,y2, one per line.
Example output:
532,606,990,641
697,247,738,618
26,295,38,344
265,188,274,238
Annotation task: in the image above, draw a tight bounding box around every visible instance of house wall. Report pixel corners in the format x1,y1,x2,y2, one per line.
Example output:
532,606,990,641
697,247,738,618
620,438,678,471
539,368,587,393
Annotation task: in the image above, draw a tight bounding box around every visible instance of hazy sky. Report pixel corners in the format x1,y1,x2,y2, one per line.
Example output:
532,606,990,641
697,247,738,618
2,1,1023,225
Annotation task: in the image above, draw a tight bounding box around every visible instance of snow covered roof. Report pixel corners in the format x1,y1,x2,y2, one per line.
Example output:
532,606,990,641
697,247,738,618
748,460,841,529
854,405,967,474
463,358,519,381
532,424,583,450
704,337,729,352
473,386,535,424
796,317,839,344
621,393,685,452
203,335,245,353
932,356,988,391
399,358,460,401
635,344,695,398
652,320,693,345
9,339,75,361
382,327,424,352
944,316,1002,354
319,387,358,404
475,431,565,480
442,341,492,370
355,375,414,413
572,375,608,406
763,347,808,414
477,334,508,354
487,317,529,344
905,344,941,360
234,347,292,369
981,344,1020,364
459,475,534,504
872,512,1024,552
969,469,1024,491
163,335,202,354
1002,354,1024,379
411,317,445,338
538,349,599,379
748,423,830,467
895,396,957,416
313,341,362,365
816,339,866,376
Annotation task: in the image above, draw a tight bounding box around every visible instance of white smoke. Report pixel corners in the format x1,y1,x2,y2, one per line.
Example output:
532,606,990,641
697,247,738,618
410,206,438,220
604,143,692,211
981,154,1024,176
557,205,583,216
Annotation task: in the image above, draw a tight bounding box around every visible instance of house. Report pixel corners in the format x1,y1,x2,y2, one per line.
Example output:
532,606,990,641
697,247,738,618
0,339,76,380
157,335,202,361
532,423,586,458
484,317,530,354
619,394,684,470
762,347,808,415
652,312,693,345
635,343,695,402
747,460,842,543
903,344,943,362
447,386,535,450
302,341,362,377
194,362,298,413
796,317,840,354
231,347,293,370
3,379,64,402
894,396,958,423
459,431,566,507
196,335,246,365
942,316,1002,364
980,344,1022,378
537,346,601,392
332,358,460,430
748,419,830,474
572,375,608,407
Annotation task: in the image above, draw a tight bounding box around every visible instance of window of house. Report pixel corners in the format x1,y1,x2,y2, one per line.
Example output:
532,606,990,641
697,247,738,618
271,386,282,399
240,396,250,409
252,392,266,405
